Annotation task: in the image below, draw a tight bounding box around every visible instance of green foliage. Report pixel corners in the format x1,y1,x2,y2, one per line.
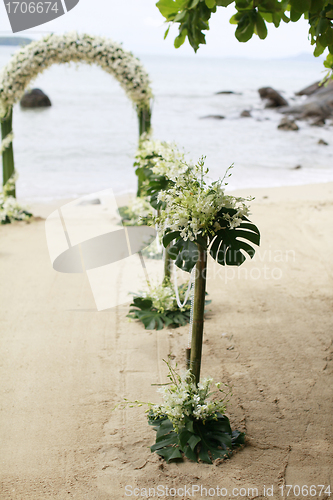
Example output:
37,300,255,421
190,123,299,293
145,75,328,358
209,210,260,266
127,283,211,329
127,295,191,329
162,209,260,273
148,413,245,463
156,0,333,75
127,283,192,330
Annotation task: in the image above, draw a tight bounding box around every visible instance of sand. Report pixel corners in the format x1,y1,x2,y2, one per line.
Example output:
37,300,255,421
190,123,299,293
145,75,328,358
0,183,332,500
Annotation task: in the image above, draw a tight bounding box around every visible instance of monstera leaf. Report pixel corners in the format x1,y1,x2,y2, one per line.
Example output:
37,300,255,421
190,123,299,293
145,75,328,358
148,413,245,463
162,209,260,273
209,208,260,266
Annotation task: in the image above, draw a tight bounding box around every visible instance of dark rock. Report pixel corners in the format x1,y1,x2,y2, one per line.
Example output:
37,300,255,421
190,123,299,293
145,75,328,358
295,81,322,96
293,165,302,169
278,117,299,131
20,88,51,108
258,87,288,108
281,80,333,120
240,110,251,117
311,117,326,127
200,115,225,120
216,90,242,95
318,139,329,145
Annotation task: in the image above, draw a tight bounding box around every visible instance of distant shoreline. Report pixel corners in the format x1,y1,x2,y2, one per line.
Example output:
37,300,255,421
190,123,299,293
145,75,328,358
0,36,32,46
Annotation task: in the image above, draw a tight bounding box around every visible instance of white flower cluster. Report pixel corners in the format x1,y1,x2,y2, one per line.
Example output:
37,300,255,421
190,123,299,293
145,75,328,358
0,32,152,118
150,371,228,431
0,131,14,154
0,171,32,224
0,193,31,223
135,135,187,179
141,281,190,313
155,160,252,242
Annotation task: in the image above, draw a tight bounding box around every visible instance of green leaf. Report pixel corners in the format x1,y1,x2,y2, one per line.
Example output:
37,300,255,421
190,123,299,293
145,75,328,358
155,445,182,462
132,297,153,310
174,9,187,21
169,238,199,272
178,429,193,448
182,443,198,461
185,419,194,433
163,231,181,248
198,445,212,463
290,0,311,13
319,26,333,46
314,41,325,55
188,434,201,450
156,419,174,439
152,434,179,449
209,210,260,267
255,12,268,38
156,0,187,19
290,6,303,20
216,0,234,5
232,430,246,445
174,28,188,48
164,25,171,39
205,0,216,7
235,12,256,42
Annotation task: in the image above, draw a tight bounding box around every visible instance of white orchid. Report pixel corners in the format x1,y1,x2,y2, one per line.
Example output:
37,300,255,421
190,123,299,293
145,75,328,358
155,158,253,242
150,369,229,432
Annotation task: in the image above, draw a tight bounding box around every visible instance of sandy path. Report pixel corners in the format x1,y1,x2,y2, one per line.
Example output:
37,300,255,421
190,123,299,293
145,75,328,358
1,184,332,499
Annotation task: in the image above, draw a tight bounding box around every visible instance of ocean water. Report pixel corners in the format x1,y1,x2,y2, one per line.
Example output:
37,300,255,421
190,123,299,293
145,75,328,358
0,45,332,201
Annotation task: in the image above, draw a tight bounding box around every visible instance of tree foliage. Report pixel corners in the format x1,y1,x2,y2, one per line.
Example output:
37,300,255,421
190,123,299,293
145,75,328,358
156,0,333,74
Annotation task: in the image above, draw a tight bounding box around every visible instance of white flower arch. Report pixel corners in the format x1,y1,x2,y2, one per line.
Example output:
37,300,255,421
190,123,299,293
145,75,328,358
0,32,153,195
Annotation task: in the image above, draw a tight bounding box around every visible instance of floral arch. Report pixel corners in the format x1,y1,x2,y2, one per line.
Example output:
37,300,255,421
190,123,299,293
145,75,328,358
0,32,153,196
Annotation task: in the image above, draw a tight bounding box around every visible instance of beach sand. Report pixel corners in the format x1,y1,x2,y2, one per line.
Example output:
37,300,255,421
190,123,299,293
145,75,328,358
0,183,332,499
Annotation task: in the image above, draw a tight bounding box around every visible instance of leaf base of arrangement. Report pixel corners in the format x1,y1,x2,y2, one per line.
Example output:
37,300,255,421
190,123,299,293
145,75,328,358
148,413,245,464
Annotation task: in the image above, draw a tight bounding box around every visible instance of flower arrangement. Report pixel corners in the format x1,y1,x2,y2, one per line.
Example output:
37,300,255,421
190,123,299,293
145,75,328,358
127,281,192,330
125,137,206,330
154,156,260,385
119,360,245,463
156,159,252,246
134,134,185,199
0,173,32,224
0,32,152,118
0,33,153,196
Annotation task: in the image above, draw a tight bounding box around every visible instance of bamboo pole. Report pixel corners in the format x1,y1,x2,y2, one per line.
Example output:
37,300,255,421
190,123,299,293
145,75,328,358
190,244,207,385
163,244,172,285
138,106,151,137
1,107,15,197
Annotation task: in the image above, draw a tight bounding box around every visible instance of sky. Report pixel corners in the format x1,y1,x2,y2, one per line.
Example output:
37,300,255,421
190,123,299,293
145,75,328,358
0,0,318,60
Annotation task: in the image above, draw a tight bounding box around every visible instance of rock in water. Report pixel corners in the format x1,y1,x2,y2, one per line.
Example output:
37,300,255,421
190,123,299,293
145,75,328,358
280,80,333,120
215,90,242,95
295,81,322,96
311,117,326,127
20,88,51,108
240,110,251,117
200,115,225,120
258,87,288,108
277,117,299,131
